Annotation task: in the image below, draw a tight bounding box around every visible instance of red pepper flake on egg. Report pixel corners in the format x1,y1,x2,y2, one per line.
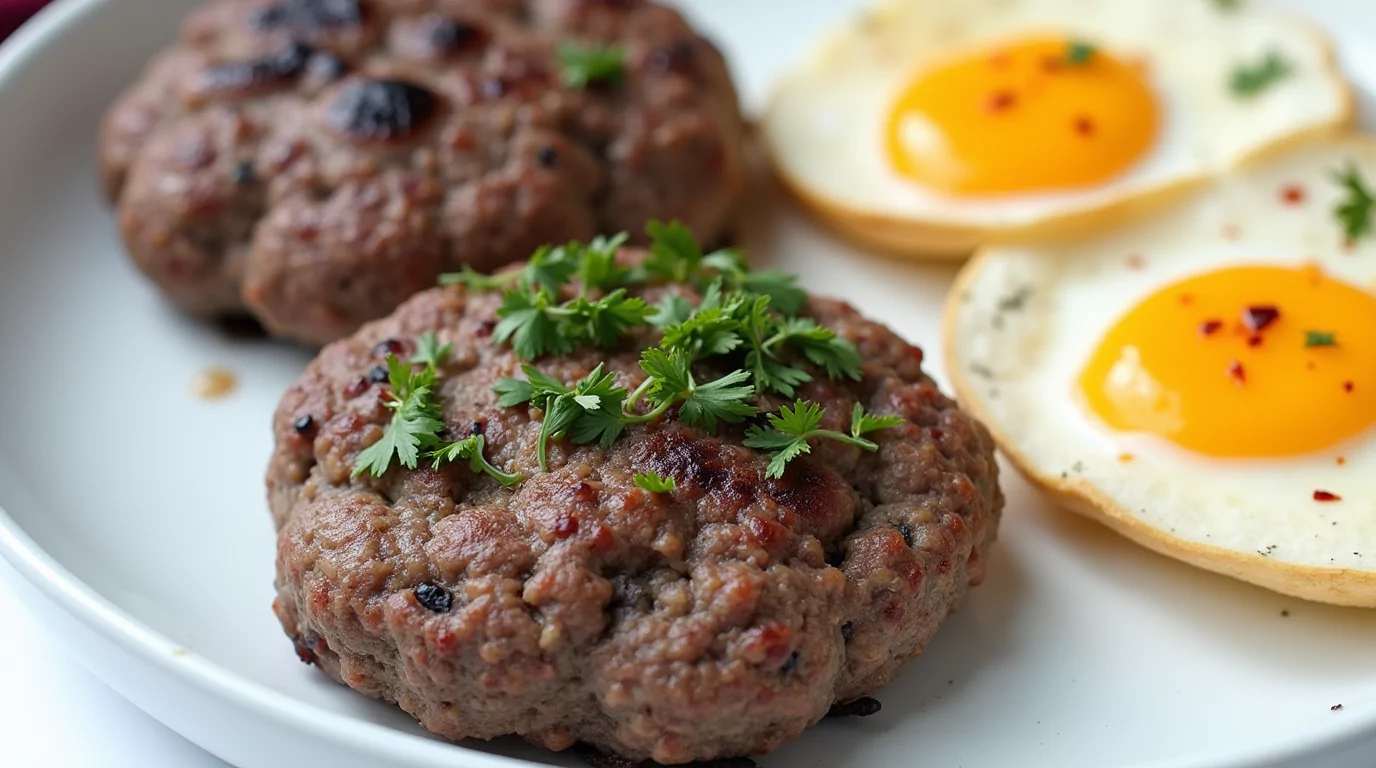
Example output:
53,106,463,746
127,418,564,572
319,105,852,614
1313,490,1342,502
1344,381,1356,393
1280,184,1306,205
1073,115,1096,137
985,90,1018,113
1199,319,1223,337
1242,305,1281,333
1228,360,1246,385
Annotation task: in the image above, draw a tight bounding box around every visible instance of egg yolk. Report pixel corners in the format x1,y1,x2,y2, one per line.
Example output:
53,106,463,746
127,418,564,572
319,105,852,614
1079,265,1376,458
886,37,1159,196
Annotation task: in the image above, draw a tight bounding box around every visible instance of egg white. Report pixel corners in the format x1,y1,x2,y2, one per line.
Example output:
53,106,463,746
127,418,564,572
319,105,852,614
763,0,1353,256
944,135,1376,606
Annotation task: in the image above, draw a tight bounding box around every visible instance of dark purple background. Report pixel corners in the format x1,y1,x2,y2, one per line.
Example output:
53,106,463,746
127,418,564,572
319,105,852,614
1,0,49,41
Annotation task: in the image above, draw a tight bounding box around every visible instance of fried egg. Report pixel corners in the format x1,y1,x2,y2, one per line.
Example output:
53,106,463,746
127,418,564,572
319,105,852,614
944,135,1376,606
763,0,1352,257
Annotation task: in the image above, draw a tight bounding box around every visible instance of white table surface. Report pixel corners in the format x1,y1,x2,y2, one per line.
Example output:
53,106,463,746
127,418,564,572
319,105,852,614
0,556,1372,768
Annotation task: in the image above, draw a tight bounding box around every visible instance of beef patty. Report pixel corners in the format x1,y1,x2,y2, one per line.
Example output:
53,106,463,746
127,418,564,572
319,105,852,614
100,0,745,345
267,272,1003,764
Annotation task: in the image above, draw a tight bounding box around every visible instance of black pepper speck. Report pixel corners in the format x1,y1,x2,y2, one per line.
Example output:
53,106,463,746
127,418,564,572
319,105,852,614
413,582,453,613
367,365,389,383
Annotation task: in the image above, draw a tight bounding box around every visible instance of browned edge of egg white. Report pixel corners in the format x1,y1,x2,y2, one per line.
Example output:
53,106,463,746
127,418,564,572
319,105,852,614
759,7,1356,260
940,245,1376,609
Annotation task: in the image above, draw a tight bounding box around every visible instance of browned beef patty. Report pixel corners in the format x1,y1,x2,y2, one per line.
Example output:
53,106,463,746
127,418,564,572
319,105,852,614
101,0,745,345
267,270,1003,764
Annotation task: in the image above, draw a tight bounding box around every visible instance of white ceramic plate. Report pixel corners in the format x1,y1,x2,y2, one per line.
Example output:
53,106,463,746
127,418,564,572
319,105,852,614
1,1,1374,767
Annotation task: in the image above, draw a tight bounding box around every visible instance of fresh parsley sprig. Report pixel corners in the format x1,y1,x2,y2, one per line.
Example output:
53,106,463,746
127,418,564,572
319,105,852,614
1230,50,1291,97
427,434,521,487
744,401,905,479
559,42,625,89
1333,164,1376,242
352,334,517,485
634,471,676,493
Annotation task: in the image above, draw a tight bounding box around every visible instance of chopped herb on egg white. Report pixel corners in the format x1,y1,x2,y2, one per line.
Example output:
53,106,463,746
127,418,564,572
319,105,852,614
1230,50,1292,96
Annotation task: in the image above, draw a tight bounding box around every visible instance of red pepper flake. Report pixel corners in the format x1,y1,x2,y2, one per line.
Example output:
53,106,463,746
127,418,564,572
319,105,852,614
1126,253,1146,270
1280,184,1306,205
1073,115,1096,137
1222,223,1241,240
1313,490,1342,502
1179,293,1195,306
985,90,1018,113
552,517,579,539
1198,319,1223,337
1307,361,1317,371
1227,360,1246,385
1242,305,1281,333
1247,335,1263,348
1336,457,1347,466
1040,56,1063,73
989,51,1011,68
1344,381,1355,393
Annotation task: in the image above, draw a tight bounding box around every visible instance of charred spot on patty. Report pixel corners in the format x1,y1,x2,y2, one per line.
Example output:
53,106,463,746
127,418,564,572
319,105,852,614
251,0,366,32
426,17,487,56
826,697,882,718
325,78,439,141
194,43,315,97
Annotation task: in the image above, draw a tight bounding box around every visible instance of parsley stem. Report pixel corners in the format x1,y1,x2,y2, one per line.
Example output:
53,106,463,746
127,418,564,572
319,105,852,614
626,377,657,411
622,398,674,425
806,430,879,452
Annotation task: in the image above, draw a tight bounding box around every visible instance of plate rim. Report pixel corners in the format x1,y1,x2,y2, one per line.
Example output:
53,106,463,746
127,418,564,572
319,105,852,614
0,0,1372,766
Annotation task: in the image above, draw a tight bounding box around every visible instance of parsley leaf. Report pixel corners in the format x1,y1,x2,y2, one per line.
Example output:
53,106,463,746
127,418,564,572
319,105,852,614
1066,40,1097,66
770,317,864,381
745,400,900,479
1305,330,1338,348
427,434,522,487
1230,50,1291,97
566,366,629,447
559,42,625,89
562,289,654,348
578,233,631,293
411,332,452,368
649,295,694,327
1334,164,1376,242
729,268,807,316
851,403,905,439
352,355,445,478
1212,0,1242,11
680,369,757,432
634,471,676,493
493,289,571,360
643,220,705,283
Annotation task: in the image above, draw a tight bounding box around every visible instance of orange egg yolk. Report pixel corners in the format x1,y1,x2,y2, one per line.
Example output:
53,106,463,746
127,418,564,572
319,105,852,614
886,37,1160,196
1079,265,1376,458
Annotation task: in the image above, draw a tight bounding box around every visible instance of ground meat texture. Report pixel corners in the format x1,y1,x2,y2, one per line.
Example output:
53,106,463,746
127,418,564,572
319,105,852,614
268,277,1004,764
101,0,746,345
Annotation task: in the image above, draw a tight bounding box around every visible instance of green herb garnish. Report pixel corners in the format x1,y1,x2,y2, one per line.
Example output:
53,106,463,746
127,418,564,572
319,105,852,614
1334,164,1376,242
558,42,625,89
1066,40,1097,66
1230,50,1291,96
1212,0,1242,11
352,333,518,485
1305,330,1338,348
744,401,905,480
634,472,677,493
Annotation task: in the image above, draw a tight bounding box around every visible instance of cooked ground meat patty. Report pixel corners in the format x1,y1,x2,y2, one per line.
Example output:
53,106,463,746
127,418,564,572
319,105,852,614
101,0,745,345
267,272,1003,764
